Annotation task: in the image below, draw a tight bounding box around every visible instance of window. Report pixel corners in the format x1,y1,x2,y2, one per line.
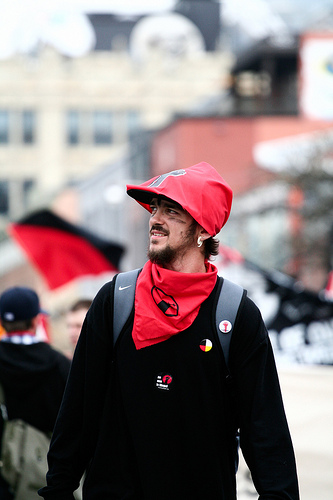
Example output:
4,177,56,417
0,111,9,143
22,110,35,144
93,111,112,144
23,179,34,205
0,179,34,217
67,111,80,145
0,181,9,214
66,110,141,146
0,110,36,145
127,110,140,137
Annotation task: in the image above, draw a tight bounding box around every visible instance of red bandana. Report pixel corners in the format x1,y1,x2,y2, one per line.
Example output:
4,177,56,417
132,261,218,349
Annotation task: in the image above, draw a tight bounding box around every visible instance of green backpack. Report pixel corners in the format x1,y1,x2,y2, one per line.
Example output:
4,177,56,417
0,383,51,500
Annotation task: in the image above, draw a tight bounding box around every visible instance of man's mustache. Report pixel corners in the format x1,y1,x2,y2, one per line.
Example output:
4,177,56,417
150,225,169,236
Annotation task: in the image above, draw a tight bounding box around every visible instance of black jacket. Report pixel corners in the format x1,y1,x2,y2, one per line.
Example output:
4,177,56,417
39,276,299,500
0,340,71,437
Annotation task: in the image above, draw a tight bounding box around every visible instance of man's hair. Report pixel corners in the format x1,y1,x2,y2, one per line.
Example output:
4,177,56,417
69,299,92,313
2,318,33,333
203,237,220,260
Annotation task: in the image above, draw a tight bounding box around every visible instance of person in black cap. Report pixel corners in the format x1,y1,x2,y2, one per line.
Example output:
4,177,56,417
0,286,71,499
39,162,299,500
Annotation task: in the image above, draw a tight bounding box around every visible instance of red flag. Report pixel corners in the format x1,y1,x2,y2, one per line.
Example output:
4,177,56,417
8,209,125,290
324,271,333,301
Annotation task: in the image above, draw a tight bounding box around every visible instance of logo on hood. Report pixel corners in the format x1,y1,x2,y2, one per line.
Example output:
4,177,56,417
148,169,186,188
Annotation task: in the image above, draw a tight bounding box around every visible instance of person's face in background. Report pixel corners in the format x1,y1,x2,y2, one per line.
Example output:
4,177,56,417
66,307,88,348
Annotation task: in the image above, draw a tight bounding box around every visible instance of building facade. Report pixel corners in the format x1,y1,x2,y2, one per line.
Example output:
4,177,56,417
0,5,231,234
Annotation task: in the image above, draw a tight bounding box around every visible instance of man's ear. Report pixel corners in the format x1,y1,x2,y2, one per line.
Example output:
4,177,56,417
30,315,39,333
198,227,211,242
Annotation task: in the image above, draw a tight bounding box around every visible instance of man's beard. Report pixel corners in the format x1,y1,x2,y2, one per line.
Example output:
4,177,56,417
148,222,197,266
148,244,177,266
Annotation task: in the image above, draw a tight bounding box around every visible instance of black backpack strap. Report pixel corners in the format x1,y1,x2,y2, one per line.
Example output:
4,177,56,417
216,278,245,473
216,278,245,373
113,268,141,347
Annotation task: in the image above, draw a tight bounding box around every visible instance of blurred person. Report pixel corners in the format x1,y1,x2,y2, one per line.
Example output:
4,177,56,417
65,299,92,357
39,163,299,500
0,287,71,499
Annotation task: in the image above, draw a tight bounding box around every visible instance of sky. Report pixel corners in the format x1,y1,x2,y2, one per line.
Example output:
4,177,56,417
0,0,177,16
0,0,332,58
0,0,177,57
80,0,176,14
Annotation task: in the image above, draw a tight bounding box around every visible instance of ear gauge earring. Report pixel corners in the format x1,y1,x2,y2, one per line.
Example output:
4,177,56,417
197,236,203,248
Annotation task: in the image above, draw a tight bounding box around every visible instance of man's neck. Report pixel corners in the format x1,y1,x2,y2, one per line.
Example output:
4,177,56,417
162,255,207,274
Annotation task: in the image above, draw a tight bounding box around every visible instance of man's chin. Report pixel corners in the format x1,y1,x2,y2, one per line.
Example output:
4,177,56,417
148,245,175,265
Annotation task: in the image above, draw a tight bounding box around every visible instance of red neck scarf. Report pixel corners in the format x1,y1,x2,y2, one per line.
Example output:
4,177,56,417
132,261,217,349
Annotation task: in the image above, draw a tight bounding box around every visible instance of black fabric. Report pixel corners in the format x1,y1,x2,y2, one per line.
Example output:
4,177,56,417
0,473,13,499
39,277,299,500
0,341,71,497
0,342,71,437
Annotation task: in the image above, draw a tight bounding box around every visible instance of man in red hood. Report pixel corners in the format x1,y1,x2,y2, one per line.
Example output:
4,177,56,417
39,162,299,500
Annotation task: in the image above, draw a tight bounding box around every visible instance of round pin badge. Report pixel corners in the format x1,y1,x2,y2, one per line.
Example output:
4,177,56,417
219,320,232,334
200,339,213,352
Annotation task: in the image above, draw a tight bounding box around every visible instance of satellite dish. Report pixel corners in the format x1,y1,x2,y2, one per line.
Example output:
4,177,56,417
129,13,205,62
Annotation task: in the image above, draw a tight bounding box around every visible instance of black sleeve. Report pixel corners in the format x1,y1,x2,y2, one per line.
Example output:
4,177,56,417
230,296,300,500
38,279,115,499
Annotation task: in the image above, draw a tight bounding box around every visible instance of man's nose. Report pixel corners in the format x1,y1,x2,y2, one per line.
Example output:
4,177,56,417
150,207,164,223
